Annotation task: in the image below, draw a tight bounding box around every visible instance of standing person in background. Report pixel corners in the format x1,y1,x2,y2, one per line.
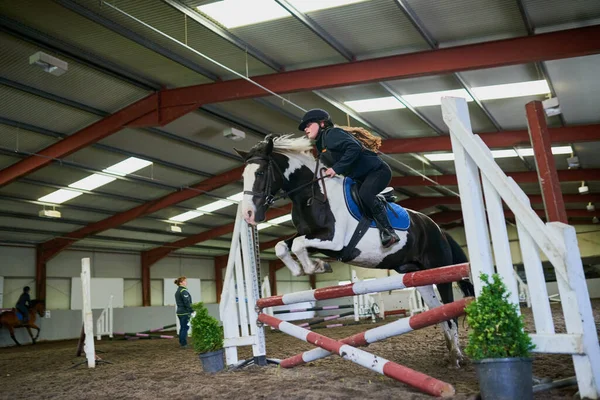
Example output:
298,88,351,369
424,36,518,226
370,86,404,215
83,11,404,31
15,286,31,323
174,276,193,349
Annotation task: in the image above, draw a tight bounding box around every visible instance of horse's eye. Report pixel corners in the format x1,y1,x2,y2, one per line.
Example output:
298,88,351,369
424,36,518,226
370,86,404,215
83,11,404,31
256,171,265,176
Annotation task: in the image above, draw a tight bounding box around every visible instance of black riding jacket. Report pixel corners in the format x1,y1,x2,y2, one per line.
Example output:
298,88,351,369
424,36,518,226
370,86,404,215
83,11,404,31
316,127,384,180
16,292,30,309
175,286,193,315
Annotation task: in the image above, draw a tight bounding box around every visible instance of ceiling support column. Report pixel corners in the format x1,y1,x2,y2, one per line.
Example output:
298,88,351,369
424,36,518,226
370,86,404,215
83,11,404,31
526,101,568,224
35,246,47,302
214,256,227,304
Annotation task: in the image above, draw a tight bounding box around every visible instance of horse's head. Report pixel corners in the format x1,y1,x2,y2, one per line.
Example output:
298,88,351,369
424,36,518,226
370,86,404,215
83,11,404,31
31,300,46,317
235,135,286,224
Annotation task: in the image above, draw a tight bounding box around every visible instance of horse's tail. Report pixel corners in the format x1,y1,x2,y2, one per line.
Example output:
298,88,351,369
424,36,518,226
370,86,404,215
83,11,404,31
443,231,475,298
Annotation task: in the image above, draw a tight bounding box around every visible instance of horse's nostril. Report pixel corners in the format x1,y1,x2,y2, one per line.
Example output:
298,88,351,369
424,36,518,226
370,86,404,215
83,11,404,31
247,210,253,217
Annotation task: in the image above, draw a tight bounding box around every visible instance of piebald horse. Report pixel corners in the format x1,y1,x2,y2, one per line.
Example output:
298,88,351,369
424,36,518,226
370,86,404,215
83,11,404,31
236,134,474,367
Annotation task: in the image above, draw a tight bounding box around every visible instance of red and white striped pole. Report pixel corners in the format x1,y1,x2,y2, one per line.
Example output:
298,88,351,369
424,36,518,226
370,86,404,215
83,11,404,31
256,263,470,309
258,313,455,398
281,297,473,368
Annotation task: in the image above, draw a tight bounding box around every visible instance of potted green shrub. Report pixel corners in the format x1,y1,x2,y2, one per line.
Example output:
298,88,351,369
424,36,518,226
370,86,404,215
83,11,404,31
190,302,225,373
465,273,536,400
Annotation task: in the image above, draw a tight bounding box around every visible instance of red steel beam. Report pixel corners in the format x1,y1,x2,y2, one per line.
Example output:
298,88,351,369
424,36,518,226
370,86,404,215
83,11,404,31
141,204,293,268
380,124,600,154
526,101,568,223
390,169,600,187
160,25,600,107
214,255,227,304
39,166,245,262
430,209,595,225
0,93,157,187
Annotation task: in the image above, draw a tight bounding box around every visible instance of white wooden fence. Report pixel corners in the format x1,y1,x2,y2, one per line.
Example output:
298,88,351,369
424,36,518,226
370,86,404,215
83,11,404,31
441,97,600,398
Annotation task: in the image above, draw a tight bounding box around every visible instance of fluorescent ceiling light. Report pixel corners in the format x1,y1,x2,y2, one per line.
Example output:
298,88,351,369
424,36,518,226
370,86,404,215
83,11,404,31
37,157,153,205
402,89,473,108
345,97,405,112
423,145,573,162
472,80,550,101
104,157,152,176
257,214,292,231
69,174,116,191
198,0,368,29
170,211,204,223
227,192,244,202
198,200,235,213
38,189,82,204
269,214,292,225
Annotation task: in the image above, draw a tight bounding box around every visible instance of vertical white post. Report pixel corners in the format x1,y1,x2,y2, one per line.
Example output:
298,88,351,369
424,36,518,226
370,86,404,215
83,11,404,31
442,97,494,295
221,206,244,366
234,247,250,337
482,175,520,310
81,258,95,368
352,270,360,321
108,295,113,339
240,220,266,360
512,182,554,334
548,223,600,398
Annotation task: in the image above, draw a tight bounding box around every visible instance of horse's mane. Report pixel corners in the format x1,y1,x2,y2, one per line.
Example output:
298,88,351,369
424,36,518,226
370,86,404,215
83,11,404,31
271,135,314,154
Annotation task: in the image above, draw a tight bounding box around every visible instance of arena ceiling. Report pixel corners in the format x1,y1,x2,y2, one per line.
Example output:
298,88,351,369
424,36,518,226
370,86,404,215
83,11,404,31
0,0,599,264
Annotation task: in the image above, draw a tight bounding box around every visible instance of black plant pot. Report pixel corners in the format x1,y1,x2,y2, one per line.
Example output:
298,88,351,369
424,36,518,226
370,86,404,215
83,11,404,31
473,357,533,400
199,348,225,373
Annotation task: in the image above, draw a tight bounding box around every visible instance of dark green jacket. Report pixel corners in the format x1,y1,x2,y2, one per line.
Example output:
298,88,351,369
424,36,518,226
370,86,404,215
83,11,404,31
175,286,193,315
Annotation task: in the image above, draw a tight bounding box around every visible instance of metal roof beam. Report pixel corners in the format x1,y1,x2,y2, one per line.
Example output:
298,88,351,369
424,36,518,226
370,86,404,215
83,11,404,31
0,116,213,177
390,168,600,187
274,0,355,61
38,165,245,262
55,0,221,81
430,209,596,225
380,124,600,153
159,24,600,108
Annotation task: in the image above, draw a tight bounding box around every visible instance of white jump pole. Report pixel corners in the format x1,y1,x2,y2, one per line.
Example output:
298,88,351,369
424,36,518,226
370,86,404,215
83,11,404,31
81,257,95,368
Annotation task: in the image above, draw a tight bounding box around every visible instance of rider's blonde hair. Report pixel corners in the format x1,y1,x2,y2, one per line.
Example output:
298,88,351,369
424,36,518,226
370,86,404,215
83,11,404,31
336,126,382,152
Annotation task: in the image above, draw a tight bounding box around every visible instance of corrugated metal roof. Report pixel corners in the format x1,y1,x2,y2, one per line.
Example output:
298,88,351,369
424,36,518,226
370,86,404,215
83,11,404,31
459,64,542,87
305,0,429,58
73,0,275,80
477,95,553,130
0,32,150,113
405,0,527,44
0,0,209,88
544,54,600,125
229,17,346,69
0,84,100,133
98,128,242,176
210,99,298,134
0,124,57,153
524,0,600,29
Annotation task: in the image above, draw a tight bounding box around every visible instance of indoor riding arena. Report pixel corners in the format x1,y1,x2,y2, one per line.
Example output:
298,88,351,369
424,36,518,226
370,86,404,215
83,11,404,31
1,1,599,399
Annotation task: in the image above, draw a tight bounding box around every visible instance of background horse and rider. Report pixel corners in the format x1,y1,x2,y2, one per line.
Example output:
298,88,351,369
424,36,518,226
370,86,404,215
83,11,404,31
0,299,46,345
236,134,475,367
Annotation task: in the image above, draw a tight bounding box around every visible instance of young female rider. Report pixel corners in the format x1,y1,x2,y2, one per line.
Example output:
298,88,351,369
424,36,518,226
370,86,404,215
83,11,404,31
298,108,399,248
174,276,193,348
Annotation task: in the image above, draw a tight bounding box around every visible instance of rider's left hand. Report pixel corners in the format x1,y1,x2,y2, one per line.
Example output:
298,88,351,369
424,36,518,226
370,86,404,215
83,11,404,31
324,168,336,177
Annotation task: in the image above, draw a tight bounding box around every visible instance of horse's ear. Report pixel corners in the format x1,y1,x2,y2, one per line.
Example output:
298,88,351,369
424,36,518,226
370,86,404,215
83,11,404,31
234,148,249,160
265,135,274,155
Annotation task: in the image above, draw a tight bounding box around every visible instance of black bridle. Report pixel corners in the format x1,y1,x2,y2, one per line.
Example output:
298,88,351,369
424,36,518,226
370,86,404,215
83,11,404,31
243,155,329,207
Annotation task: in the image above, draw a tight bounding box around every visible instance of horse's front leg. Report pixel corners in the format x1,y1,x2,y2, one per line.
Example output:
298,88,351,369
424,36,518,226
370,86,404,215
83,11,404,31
25,326,36,344
291,235,340,275
31,324,41,340
274,236,304,277
416,285,465,369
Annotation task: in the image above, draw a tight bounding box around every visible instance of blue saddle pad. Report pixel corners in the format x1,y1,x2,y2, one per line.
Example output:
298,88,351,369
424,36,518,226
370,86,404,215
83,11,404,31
16,311,25,322
343,177,410,230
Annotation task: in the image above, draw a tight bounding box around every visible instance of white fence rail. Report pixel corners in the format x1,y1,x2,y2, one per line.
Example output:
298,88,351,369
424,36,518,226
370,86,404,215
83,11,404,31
441,97,600,398
96,295,113,340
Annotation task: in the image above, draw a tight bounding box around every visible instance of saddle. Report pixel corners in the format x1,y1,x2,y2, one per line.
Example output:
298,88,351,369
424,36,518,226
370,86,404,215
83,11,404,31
343,178,410,231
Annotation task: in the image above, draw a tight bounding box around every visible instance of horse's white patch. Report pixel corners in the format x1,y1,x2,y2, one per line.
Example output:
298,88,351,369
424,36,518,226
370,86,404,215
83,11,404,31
241,163,259,224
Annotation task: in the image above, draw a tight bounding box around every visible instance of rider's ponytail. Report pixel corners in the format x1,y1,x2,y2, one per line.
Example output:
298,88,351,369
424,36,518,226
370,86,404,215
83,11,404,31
336,126,382,152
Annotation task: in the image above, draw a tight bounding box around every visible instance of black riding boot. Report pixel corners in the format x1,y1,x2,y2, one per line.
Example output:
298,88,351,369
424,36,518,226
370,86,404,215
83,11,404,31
371,201,400,248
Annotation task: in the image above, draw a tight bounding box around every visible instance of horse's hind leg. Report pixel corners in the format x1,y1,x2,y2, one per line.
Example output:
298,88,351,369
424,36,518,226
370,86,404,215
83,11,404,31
416,285,464,368
275,239,303,277
8,327,21,346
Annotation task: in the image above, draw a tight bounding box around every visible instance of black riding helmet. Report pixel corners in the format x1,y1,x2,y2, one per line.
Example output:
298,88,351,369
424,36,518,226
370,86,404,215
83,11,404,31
298,108,331,131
